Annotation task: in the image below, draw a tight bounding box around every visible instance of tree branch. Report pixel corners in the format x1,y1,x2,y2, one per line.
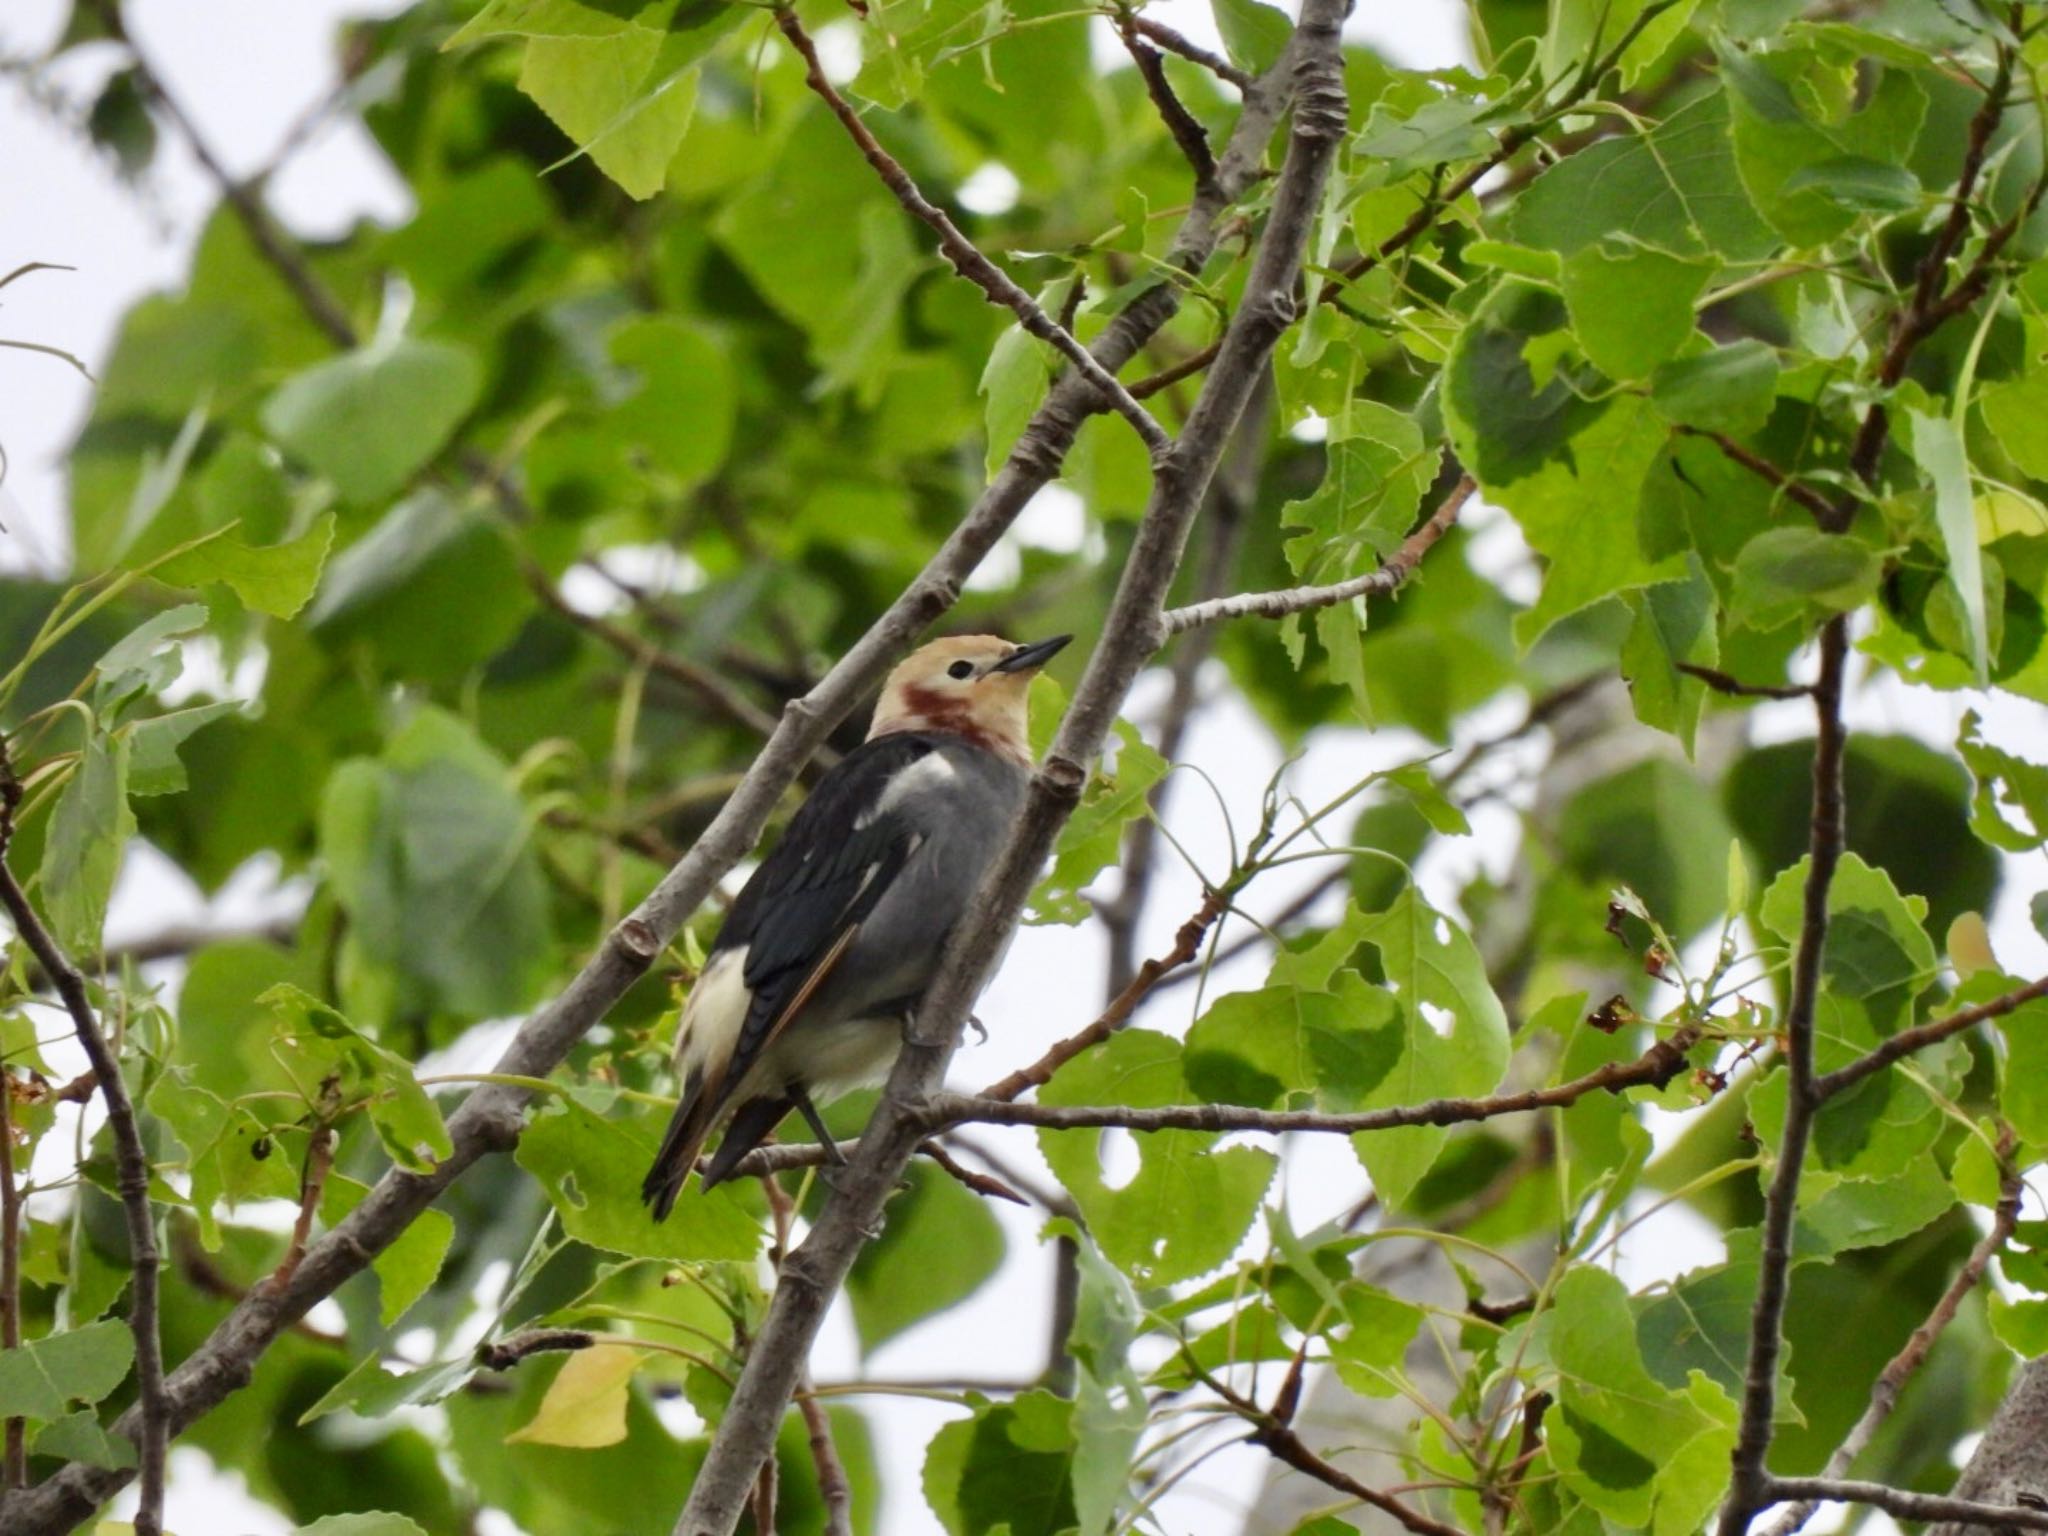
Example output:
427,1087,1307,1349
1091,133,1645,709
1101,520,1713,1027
0,1047,24,1488
1812,975,2048,1102
667,8,1353,1527
936,1023,1703,1134
1676,664,1813,701
1758,1148,2022,1536
1118,20,1217,187
1930,1355,2048,1536
764,1177,853,1536
1160,473,1471,634
775,8,1173,461
1126,15,1253,89
1673,426,1838,525
0,742,167,1536
475,1328,595,1372
1716,614,1849,1536
1761,1478,2048,1533
0,37,1308,1535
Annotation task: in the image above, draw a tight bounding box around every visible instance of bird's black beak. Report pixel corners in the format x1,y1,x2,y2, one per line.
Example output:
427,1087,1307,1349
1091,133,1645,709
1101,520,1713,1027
992,634,1073,674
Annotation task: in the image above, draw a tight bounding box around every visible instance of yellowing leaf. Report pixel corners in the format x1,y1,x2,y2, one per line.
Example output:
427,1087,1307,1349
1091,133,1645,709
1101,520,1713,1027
505,1344,643,1448
1946,911,1997,981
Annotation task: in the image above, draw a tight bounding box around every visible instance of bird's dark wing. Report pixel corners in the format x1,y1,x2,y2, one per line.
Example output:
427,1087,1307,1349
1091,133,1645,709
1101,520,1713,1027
715,733,939,1082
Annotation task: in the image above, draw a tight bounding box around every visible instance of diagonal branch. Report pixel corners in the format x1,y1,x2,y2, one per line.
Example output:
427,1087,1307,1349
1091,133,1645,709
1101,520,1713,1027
0,743,167,1536
1118,19,1217,187
1673,426,1838,525
1160,473,1471,633
775,8,1173,461
1127,15,1253,89
667,5,1354,1527
0,28,1305,1536
1812,975,2048,1102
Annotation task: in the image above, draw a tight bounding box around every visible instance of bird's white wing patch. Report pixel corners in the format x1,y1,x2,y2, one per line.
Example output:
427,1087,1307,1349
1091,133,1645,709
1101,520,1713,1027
675,946,751,1083
854,751,957,828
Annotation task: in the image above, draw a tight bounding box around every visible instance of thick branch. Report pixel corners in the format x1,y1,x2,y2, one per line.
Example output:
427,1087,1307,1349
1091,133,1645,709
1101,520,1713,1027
1160,473,1471,633
668,10,1353,1529
0,750,167,1536
1930,1355,2048,1536
1813,975,2048,1102
1758,1153,2021,1536
775,9,1172,460
933,1023,1701,1135
0,30,1304,1536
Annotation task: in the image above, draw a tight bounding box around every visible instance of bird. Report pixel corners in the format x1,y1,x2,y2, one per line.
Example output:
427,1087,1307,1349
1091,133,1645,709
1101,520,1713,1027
640,631,1071,1219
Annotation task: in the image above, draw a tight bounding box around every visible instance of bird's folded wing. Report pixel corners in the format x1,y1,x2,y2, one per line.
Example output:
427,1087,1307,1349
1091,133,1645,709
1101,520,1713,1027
717,734,941,1085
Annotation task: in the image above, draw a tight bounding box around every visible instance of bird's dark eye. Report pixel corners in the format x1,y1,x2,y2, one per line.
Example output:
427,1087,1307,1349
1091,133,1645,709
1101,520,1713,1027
947,659,976,680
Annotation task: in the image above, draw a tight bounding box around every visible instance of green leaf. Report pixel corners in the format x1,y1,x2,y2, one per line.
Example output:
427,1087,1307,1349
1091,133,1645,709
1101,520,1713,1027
515,1099,760,1262
93,603,206,709
1994,987,2048,1146
1345,888,1512,1204
0,1320,135,1422
1283,402,1438,580
924,1392,1079,1536
1980,319,2048,479
262,338,482,506
1511,93,1775,261
506,1344,643,1448
848,1162,1004,1353
520,32,704,199
1650,340,1780,437
125,701,243,796
1758,851,1937,1008
377,1202,455,1327
153,511,337,619
1718,46,1927,245
39,734,134,956
1548,1267,1737,1528
605,316,736,483
317,706,553,1021
1027,706,1166,924
1958,709,2048,852
33,1410,136,1469
1989,1292,2048,1356
1210,0,1291,72
1561,242,1710,381
1037,1030,1276,1286
290,1515,433,1536
1906,410,1988,685
1728,527,1883,630
979,289,1061,479
261,985,453,1172
1353,95,1498,180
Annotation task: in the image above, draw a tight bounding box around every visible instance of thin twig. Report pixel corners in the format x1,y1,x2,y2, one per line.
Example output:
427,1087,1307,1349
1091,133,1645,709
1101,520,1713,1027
1118,20,1216,186
0,739,167,1536
763,1178,853,1536
938,1023,1704,1134
1128,14,1254,88
1812,975,2048,1102
1674,426,1838,525
1757,1146,2022,1536
263,1126,337,1295
1760,1478,2048,1532
1676,664,1813,701
1160,475,1471,633
775,8,1173,461
475,1328,596,1372
982,884,1233,1102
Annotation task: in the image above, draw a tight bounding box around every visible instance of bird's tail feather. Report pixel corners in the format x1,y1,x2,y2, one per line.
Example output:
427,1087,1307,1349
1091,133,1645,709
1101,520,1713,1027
700,1095,795,1190
642,1067,717,1222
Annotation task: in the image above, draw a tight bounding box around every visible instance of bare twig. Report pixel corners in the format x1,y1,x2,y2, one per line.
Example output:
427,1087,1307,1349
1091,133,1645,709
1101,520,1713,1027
763,1177,853,1536
1812,975,2048,1102
1673,426,1838,525
1127,14,1254,88
916,1139,1028,1205
982,883,1232,1102
1760,1478,2048,1533
1160,474,1471,633
475,1328,595,1372
0,740,167,1536
775,8,1173,461
1676,664,1813,701
932,1022,1702,1135
262,1126,337,1296
667,10,1352,1527
1757,1147,2022,1536
1118,20,1216,186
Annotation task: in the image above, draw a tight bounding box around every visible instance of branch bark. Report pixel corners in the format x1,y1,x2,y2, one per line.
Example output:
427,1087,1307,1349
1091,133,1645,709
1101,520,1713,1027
668,5,1354,1527
1160,473,1471,633
0,745,167,1536
1762,1477,2048,1533
1812,975,2048,1102
1929,1355,2048,1536
0,22,1304,1535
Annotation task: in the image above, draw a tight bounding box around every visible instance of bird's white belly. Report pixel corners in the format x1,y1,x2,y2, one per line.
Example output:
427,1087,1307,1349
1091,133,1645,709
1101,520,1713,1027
763,1014,905,1099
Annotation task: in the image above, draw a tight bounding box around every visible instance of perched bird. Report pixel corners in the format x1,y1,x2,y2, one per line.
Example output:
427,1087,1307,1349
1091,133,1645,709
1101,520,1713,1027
640,632,1071,1218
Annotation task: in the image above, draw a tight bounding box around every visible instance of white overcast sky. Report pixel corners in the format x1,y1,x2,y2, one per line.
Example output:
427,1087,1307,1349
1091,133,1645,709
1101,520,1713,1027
3,2,2045,1534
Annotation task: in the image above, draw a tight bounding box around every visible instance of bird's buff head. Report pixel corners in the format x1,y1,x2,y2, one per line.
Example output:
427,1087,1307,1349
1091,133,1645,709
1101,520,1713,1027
868,634,1072,766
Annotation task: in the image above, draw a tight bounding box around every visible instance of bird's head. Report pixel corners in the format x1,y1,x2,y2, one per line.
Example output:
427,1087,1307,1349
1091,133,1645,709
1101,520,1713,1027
868,633,1072,765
